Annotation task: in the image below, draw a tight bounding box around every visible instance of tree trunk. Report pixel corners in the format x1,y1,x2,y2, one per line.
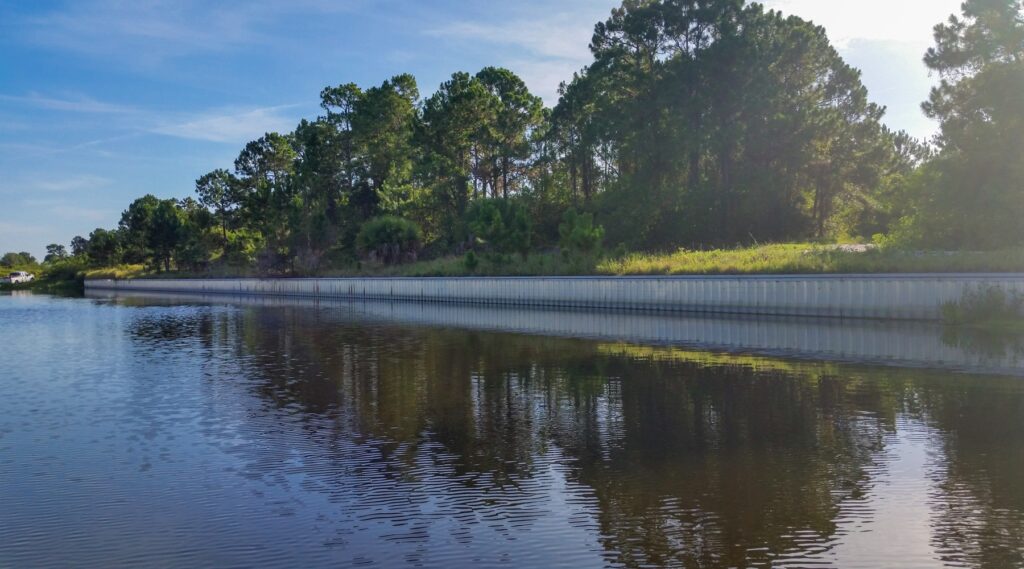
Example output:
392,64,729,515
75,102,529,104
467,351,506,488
569,159,579,206
502,155,510,199
719,144,733,241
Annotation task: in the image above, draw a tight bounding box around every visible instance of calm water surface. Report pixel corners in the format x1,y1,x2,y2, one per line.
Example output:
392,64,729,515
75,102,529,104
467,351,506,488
1,292,1022,568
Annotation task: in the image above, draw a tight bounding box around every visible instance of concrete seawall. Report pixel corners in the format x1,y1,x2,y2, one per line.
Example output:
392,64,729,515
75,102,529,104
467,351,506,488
86,290,1024,376
85,274,1024,320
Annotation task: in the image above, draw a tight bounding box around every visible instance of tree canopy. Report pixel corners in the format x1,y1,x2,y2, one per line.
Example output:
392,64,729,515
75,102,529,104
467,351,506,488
49,0,1024,274
887,0,1024,248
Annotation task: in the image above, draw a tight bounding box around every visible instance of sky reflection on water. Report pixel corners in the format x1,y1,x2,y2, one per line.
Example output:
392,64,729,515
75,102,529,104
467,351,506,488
1,293,1022,568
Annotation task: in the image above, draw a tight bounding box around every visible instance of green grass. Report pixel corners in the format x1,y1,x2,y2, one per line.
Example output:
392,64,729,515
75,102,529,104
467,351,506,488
599,244,1024,275
334,244,1024,278
941,284,1024,328
81,264,260,280
79,264,149,280
0,261,85,295
74,243,1024,280
937,286,1024,360
323,253,579,277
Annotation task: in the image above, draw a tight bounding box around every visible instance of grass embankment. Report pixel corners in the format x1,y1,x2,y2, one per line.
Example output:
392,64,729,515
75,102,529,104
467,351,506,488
29,244,1024,340
344,243,1024,277
0,264,84,294
81,264,257,280
80,244,1024,280
600,244,1024,275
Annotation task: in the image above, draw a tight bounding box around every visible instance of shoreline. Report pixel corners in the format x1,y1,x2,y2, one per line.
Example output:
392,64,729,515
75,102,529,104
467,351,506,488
84,273,1024,321
84,289,1024,376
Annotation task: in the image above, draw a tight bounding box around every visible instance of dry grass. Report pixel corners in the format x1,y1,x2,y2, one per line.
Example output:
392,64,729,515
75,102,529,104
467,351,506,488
80,265,150,280
596,244,1024,275
79,244,1024,280
81,264,261,280
354,244,1024,277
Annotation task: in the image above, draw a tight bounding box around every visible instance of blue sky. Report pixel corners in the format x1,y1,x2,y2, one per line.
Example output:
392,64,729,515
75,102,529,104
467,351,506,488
0,0,961,258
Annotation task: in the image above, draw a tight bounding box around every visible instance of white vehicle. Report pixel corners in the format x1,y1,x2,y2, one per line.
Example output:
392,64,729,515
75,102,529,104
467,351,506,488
7,271,34,284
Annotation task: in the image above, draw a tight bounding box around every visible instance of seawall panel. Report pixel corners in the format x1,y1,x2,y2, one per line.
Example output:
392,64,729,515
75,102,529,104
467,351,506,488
85,274,1024,320
85,290,1024,376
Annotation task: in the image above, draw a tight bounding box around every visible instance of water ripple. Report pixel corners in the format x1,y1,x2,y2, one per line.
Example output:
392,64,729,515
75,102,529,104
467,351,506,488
1,294,1022,567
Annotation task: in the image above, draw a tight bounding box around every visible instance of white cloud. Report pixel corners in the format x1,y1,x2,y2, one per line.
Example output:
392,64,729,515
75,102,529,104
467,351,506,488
0,92,137,115
0,174,111,195
20,0,363,65
34,175,112,193
18,199,113,222
0,221,48,237
1,88,303,146
0,93,138,114
425,8,606,105
763,0,961,49
425,1,962,110
505,59,587,105
762,0,963,140
151,105,302,143
429,16,593,62
48,205,113,223
24,1,261,63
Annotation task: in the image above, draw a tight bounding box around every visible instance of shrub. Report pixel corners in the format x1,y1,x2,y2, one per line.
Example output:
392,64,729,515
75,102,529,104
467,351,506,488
559,209,604,258
44,258,87,282
223,230,261,266
463,250,479,271
356,216,422,264
466,199,532,262
1,251,38,268
942,285,1024,325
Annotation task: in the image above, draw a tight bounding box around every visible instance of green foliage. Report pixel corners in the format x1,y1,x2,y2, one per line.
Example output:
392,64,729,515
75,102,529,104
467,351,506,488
85,228,122,267
942,285,1024,325
78,197,212,272
475,67,545,199
43,257,87,283
599,244,1024,275
232,132,297,255
80,264,149,280
70,236,88,257
147,199,184,271
354,74,420,213
559,210,604,258
40,0,1024,274
175,205,217,274
463,250,479,271
830,129,932,240
564,1,893,248
0,255,87,294
223,230,262,266
888,0,1024,249
356,216,423,264
1,251,37,268
74,243,1024,280
339,244,1024,278
44,244,68,264
195,168,239,242
417,71,498,243
118,194,160,264
466,198,532,262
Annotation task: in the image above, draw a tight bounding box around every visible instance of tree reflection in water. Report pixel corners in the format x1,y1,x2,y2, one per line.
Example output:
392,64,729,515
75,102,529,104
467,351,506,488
125,301,1024,568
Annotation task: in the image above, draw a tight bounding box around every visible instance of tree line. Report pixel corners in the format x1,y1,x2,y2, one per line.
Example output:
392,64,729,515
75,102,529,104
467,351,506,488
31,0,1023,274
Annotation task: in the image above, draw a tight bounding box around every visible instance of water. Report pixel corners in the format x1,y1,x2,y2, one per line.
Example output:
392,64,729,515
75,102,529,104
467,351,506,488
1,292,1022,568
